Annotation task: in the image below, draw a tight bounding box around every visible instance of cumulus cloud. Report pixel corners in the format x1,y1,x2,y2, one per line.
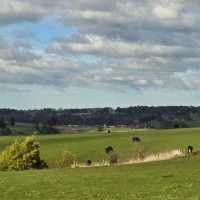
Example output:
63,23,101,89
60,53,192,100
152,1,181,20
0,0,200,92
0,0,48,24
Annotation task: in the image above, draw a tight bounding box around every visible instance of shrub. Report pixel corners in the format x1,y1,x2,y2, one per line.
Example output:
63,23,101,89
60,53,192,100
0,136,48,171
56,150,76,168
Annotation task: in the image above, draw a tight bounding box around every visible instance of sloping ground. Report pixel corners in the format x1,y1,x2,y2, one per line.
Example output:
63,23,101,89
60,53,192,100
1,128,200,167
0,155,200,200
0,128,200,200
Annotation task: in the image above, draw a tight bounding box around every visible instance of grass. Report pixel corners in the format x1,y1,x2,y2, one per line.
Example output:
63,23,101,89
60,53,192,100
1,127,200,199
9,122,34,134
1,128,200,167
1,156,200,200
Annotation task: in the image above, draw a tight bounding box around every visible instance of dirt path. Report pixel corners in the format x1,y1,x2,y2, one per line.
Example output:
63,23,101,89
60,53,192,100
74,149,185,168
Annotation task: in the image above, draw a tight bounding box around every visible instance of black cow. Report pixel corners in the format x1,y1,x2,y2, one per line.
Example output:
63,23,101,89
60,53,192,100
132,137,141,143
86,160,92,166
105,146,114,154
187,145,193,153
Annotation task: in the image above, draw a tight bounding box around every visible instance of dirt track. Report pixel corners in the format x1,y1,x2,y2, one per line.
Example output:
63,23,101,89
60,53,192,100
74,149,185,168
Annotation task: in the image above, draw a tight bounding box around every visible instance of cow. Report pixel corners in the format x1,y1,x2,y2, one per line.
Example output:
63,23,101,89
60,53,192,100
86,160,92,166
187,145,193,153
132,137,141,143
105,146,114,154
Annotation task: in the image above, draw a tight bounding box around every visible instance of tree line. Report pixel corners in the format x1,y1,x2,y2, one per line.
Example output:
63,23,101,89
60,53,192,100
0,106,200,134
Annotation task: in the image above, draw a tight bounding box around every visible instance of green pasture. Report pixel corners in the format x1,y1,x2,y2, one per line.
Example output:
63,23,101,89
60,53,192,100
0,128,200,199
0,128,200,167
1,156,200,200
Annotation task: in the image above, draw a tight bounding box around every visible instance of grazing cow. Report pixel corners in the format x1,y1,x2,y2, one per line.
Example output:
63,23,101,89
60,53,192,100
86,160,92,166
187,145,193,153
132,137,141,143
105,146,114,154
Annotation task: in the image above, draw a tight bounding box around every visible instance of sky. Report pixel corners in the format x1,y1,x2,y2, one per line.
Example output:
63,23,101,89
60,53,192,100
0,0,200,109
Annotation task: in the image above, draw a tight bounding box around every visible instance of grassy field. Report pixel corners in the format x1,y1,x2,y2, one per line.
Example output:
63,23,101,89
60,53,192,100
9,122,35,134
0,128,200,199
0,128,200,167
1,156,200,200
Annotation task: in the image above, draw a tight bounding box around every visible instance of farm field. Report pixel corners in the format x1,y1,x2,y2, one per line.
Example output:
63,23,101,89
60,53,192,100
0,128,200,199
0,128,200,167
9,122,35,135
1,156,200,200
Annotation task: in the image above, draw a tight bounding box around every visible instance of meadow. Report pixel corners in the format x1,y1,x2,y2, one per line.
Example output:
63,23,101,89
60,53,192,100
0,128,200,167
0,128,200,199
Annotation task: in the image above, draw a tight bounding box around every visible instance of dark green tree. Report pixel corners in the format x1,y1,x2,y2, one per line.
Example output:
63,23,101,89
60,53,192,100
10,117,16,127
0,118,6,129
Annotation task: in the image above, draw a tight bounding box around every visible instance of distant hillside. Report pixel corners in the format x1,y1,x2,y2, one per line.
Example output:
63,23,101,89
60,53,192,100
0,106,200,133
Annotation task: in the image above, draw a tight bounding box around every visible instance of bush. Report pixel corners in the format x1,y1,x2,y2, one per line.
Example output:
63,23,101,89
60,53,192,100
56,151,76,168
0,136,48,171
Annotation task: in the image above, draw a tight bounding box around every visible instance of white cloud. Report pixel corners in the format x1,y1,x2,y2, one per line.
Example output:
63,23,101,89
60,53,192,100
152,3,180,20
1,0,200,92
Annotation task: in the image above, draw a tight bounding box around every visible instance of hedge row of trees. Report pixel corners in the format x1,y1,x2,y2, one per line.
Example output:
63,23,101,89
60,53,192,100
0,106,200,131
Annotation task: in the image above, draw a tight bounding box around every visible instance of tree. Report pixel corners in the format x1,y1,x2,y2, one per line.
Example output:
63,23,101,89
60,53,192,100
32,115,41,131
0,118,6,129
47,115,58,126
10,117,16,127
